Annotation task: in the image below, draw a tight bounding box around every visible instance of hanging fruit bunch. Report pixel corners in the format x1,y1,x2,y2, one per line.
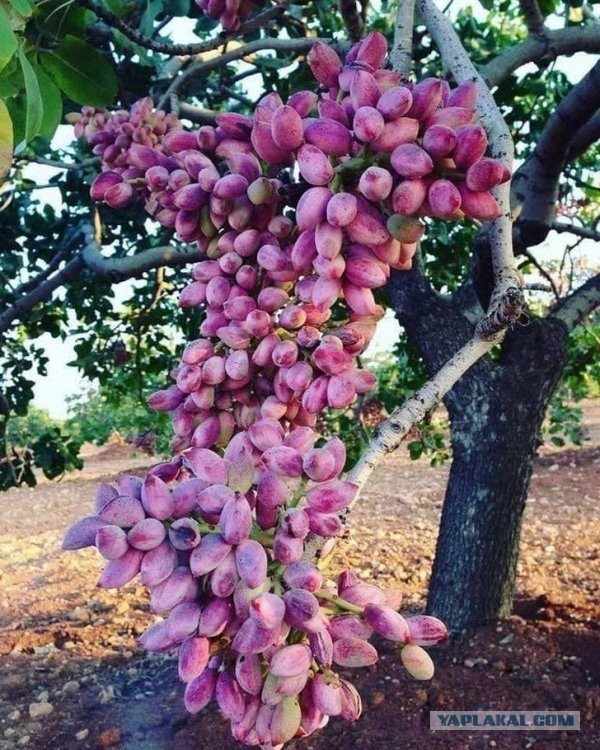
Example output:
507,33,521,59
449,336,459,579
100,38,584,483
65,30,509,747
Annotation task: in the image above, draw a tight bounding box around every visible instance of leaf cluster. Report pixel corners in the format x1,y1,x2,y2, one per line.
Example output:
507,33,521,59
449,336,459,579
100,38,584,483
1,0,599,489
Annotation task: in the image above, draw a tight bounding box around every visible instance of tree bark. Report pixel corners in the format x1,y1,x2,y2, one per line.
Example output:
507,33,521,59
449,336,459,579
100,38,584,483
426,318,569,630
390,270,571,630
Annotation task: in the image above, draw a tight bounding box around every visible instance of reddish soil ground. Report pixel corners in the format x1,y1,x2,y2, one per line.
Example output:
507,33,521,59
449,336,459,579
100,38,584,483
0,405,598,750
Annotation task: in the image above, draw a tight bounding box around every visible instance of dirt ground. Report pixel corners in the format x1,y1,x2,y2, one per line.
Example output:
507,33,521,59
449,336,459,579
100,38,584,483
0,405,598,750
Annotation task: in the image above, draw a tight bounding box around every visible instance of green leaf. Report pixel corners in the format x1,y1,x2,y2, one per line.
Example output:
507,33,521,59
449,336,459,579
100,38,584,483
0,6,18,73
35,3,92,39
109,29,151,59
6,93,25,149
0,57,23,97
17,49,43,143
8,0,33,17
101,0,138,14
139,0,163,36
408,440,424,460
102,0,126,13
40,35,117,107
34,65,62,140
194,15,219,32
164,0,190,15
0,98,13,181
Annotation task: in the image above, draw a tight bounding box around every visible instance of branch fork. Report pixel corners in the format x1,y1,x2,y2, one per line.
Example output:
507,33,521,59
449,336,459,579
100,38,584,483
305,0,525,551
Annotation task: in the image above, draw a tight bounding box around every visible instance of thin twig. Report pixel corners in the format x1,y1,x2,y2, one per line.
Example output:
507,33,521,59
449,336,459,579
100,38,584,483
77,0,286,57
231,66,261,83
221,87,254,106
151,15,173,38
552,220,600,241
133,268,168,404
157,37,335,108
177,103,219,125
583,4,600,24
557,237,584,296
0,225,204,334
17,155,100,170
521,249,560,300
11,247,71,300
564,168,600,194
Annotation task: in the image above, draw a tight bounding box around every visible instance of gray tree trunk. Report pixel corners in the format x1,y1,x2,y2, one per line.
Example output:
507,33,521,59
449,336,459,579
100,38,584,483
427,318,569,629
390,269,570,630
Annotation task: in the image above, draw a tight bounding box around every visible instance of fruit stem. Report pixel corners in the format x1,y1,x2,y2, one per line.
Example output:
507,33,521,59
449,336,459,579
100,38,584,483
315,589,364,615
288,478,308,509
250,526,274,547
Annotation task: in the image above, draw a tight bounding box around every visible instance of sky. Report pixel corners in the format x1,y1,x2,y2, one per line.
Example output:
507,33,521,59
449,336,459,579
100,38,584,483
25,0,600,419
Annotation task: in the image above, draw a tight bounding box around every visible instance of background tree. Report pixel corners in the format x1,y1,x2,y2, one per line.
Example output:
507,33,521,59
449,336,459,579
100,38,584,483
0,0,598,631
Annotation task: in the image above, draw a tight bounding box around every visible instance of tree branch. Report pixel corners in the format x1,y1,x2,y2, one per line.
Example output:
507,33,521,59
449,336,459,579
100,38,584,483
81,238,204,281
521,249,560,300
524,282,554,292
552,220,600,241
303,0,529,561
518,0,546,34
158,37,336,108
178,103,219,125
17,155,100,171
77,0,286,57
565,114,600,163
10,247,71,301
0,225,205,334
481,26,600,87
415,0,522,337
583,4,600,24
391,0,416,77
303,329,503,561
339,0,364,41
512,61,600,249
551,273,600,329
0,256,85,335
346,332,502,492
